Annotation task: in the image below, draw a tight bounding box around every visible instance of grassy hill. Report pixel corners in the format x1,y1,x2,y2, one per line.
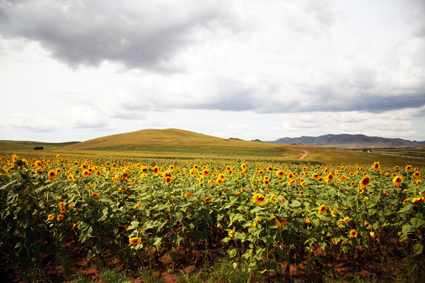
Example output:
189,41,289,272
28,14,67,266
58,128,295,158
0,140,79,152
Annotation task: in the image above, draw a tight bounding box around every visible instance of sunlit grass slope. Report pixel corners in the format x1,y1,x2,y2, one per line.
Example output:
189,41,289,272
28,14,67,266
58,128,295,158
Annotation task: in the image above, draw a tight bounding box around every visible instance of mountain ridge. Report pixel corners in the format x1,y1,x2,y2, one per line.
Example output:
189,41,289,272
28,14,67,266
267,134,424,149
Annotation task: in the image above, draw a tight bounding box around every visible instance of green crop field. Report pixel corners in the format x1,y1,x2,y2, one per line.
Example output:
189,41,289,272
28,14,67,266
1,150,424,282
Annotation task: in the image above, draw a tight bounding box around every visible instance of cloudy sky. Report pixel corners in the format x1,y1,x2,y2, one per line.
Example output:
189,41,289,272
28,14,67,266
1,0,425,142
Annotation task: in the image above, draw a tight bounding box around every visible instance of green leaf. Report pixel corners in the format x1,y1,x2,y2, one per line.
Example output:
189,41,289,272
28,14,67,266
128,221,140,230
170,233,184,246
402,224,416,235
266,261,278,271
229,213,245,226
91,210,103,221
261,235,274,246
222,236,232,243
397,203,413,214
290,200,301,207
228,247,237,258
413,243,423,255
153,237,162,248
410,218,425,229
250,207,264,214
194,231,208,241
275,247,285,259
94,238,106,253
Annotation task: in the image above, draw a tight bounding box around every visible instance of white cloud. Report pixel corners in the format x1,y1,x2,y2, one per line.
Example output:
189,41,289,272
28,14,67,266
4,113,61,133
0,0,424,142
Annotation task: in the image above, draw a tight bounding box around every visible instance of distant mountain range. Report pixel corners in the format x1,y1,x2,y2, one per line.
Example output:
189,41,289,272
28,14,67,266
266,134,425,149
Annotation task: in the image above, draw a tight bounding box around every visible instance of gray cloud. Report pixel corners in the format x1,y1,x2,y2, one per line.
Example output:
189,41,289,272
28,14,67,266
0,0,250,71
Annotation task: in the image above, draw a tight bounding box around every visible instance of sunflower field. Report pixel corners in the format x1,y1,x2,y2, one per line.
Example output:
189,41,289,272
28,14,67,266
1,153,424,281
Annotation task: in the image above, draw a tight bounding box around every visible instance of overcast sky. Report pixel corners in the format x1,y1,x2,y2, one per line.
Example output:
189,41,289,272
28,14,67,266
1,0,425,142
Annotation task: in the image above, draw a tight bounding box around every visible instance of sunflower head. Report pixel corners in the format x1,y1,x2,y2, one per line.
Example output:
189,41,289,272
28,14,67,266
373,162,380,170
253,194,267,206
349,229,358,238
392,175,403,187
318,205,327,214
48,170,56,180
359,175,371,188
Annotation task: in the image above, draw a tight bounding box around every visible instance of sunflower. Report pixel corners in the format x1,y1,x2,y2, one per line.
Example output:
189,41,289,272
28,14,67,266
325,173,334,182
312,172,320,180
185,192,192,198
253,215,259,228
263,179,270,186
373,162,380,170
412,197,422,203
403,198,411,204
34,160,43,168
405,165,413,171
59,202,66,213
358,187,365,194
162,171,172,178
228,230,234,238
318,205,327,214
129,237,142,245
241,164,247,171
216,178,223,185
349,229,358,238
287,172,294,179
276,170,285,178
359,175,371,188
91,193,99,199
83,170,91,177
136,202,141,208
392,175,403,187
394,166,399,171
152,166,160,175
165,177,172,184
57,214,64,221
204,196,212,203
253,194,267,206
47,214,54,221
343,217,350,224
413,172,421,179
270,194,278,204
48,170,56,180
